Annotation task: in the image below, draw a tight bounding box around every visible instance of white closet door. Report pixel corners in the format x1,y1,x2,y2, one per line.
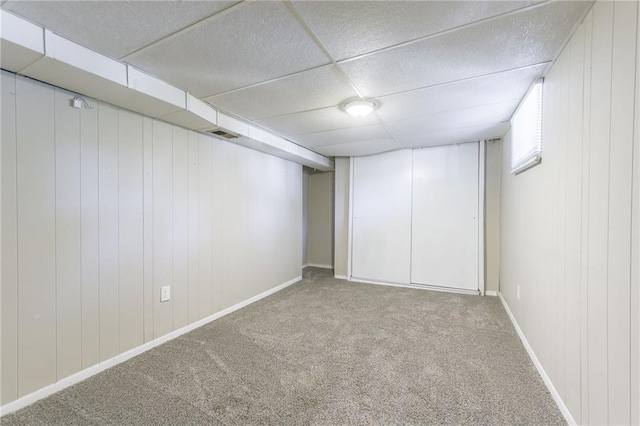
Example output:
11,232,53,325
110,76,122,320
411,143,479,291
352,150,412,284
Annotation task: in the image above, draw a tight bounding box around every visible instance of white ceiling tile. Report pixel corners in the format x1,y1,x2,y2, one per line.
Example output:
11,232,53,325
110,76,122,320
396,123,510,148
256,105,380,136
291,123,393,148
314,138,400,157
127,2,330,97
292,0,542,61
339,1,593,98
385,100,518,142
376,64,546,123
2,1,237,59
205,65,358,120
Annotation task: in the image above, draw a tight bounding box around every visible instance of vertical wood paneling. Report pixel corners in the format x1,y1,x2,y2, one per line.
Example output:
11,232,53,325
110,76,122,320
1,76,304,406
222,144,249,307
172,126,189,329
580,10,594,424
54,88,82,380
631,7,640,425
142,117,153,342
564,23,585,422
98,102,120,361
1,71,18,404
80,94,99,369
211,139,224,312
500,3,639,424
152,120,173,338
16,76,57,396
118,110,144,352
607,2,637,423
631,7,640,424
187,131,199,323
549,48,571,394
587,3,614,423
198,135,213,318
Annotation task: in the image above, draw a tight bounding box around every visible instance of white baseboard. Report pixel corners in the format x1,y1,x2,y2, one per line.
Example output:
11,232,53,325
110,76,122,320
334,274,348,280
498,293,576,425
0,275,302,417
349,277,479,295
485,290,498,296
304,263,333,269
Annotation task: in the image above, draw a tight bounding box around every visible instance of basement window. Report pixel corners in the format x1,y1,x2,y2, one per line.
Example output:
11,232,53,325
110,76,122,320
510,79,543,174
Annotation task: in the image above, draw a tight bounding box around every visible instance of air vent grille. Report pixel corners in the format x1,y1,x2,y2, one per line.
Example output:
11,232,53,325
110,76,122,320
207,129,238,139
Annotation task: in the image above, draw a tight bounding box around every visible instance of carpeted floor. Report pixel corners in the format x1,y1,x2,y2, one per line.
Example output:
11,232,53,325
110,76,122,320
2,268,564,425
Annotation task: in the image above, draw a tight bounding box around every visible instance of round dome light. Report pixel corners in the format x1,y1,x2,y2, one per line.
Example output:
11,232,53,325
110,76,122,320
344,99,377,117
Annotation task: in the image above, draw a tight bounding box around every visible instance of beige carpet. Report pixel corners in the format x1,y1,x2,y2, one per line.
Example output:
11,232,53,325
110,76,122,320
2,267,564,425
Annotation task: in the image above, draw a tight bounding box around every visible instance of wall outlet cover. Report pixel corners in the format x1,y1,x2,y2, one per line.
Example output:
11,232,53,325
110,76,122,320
161,285,171,302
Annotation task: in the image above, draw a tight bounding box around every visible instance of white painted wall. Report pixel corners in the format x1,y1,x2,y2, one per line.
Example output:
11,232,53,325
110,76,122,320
484,140,501,294
334,158,350,278
499,2,639,423
302,169,309,265
306,171,334,269
0,72,302,405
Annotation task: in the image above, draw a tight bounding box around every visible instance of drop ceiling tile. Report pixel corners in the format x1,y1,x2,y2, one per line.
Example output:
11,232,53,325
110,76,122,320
396,123,510,148
385,100,518,142
339,1,592,98
314,138,400,157
2,1,237,59
205,65,358,120
376,64,547,123
291,123,393,148
256,105,379,136
292,0,542,61
127,2,330,98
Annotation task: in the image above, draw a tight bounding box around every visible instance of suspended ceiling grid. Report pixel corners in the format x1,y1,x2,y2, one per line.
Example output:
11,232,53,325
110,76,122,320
1,0,593,156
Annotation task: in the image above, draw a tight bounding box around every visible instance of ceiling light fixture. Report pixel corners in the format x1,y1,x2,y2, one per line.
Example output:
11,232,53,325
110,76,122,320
344,99,377,117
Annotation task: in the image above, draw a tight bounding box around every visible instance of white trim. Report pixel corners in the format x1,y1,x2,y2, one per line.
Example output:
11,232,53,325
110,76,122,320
334,274,348,280
0,275,301,417
498,292,576,425
349,277,480,295
347,156,354,279
304,263,333,269
478,141,486,296
485,290,498,297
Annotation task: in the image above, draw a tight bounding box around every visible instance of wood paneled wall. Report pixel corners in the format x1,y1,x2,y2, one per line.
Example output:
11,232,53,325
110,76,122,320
1,72,302,405
499,2,639,423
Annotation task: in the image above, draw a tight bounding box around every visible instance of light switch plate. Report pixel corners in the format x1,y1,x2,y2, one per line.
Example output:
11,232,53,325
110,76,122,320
161,285,171,302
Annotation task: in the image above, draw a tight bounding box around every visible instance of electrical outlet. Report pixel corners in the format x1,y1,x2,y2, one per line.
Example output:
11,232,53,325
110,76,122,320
517,285,521,301
161,285,171,302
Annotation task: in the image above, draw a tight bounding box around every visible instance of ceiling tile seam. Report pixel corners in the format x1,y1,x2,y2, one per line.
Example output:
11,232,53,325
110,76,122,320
335,0,551,65
200,63,334,100
250,62,550,123
283,0,366,99
119,0,248,62
372,62,552,100
200,26,548,104
291,120,512,141
216,105,331,158
388,121,513,136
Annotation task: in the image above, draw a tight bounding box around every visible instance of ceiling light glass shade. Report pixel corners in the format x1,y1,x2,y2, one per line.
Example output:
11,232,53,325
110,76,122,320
344,99,376,117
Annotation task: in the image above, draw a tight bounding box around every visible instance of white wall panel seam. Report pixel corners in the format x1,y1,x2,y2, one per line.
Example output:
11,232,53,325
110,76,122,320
605,4,615,420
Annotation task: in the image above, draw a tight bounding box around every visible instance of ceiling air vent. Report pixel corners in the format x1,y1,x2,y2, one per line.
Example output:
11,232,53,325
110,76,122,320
206,129,239,139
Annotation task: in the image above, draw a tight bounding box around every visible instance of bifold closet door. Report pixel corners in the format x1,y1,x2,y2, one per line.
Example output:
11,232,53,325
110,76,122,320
352,150,412,284
411,143,479,291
